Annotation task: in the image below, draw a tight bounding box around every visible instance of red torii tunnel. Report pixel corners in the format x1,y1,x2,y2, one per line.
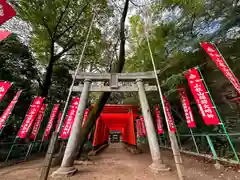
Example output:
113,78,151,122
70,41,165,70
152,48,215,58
91,104,139,148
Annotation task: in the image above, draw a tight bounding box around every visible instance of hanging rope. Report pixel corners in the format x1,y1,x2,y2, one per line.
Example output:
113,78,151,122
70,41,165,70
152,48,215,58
141,1,185,180
39,9,98,180
56,10,97,133
141,0,172,135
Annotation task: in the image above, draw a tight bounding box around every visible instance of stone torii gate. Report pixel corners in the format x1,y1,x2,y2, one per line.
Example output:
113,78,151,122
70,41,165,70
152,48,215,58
52,70,169,177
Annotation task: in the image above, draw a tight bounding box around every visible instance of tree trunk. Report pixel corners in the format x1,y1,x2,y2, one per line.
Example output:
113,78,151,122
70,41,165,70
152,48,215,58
40,59,54,97
77,0,130,157
40,42,55,97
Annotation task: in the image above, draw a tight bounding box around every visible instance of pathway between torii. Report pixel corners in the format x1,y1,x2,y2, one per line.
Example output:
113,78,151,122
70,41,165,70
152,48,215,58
0,143,239,180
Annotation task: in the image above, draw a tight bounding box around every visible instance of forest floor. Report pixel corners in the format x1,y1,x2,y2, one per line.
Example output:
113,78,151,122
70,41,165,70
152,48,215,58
0,143,240,180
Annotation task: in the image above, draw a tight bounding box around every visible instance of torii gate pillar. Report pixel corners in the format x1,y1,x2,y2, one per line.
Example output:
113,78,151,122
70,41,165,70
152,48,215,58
51,70,170,177
136,79,169,171
52,79,91,177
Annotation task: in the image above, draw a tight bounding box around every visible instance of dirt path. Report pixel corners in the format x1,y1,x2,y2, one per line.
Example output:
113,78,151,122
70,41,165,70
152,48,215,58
0,143,239,180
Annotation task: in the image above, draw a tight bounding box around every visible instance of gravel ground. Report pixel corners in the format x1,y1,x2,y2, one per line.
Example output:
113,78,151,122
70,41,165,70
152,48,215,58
0,143,239,180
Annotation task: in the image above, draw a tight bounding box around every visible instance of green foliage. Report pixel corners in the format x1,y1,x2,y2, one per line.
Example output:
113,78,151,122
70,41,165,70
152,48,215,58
0,34,40,138
161,0,204,13
48,65,73,103
125,0,240,156
16,0,110,62
0,34,39,94
12,0,112,97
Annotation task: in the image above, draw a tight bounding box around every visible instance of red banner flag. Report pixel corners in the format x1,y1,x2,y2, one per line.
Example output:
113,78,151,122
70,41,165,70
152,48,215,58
201,42,240,95
185,68,220,125
88,131,91,140
0,0,16,25
43,104,59,140
30,104,47,140
136,119,143,137
60,97,80,139
139,116,147,136
0,90,21,131
154,105,164,134
0,81,12,102
178,86,196,128
17,97,45,139
163,96,176,132
81,108,90,127
0,30,11,41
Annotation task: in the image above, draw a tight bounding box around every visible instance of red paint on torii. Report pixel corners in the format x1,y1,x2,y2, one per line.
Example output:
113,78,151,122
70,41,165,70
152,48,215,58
91,104,139,147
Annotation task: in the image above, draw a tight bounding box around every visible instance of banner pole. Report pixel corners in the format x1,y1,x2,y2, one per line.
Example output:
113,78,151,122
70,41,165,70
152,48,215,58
0,90,22,136
43,141,49,152
160,134,166,148
197,66,239,163
25,105,46,159
0,113,13,136
17,96,35,135
176,128,183,150
158,134,161,146
38,135,45,152
39,11,97,180
212,43,240,95
189,129,199,154
162,132,168,148
5,137,17,163
31,105,48,155
144,8,184,178
163,133,167,148
39,104,60,152
7,96,35,162
171,104,198,154
25,142,33,160
206,135,218,160
5,92,27,163
157,134,160,146
0,116,9,136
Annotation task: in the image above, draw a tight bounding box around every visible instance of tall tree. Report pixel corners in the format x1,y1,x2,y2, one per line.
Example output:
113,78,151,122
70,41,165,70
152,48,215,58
77,0,130,157
126,0,240,155
0,34,40,137
12,0,109,97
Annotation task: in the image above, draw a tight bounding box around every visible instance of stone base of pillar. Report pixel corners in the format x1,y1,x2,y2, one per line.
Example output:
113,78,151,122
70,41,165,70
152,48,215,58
149,161,170,172
51,166,77,178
